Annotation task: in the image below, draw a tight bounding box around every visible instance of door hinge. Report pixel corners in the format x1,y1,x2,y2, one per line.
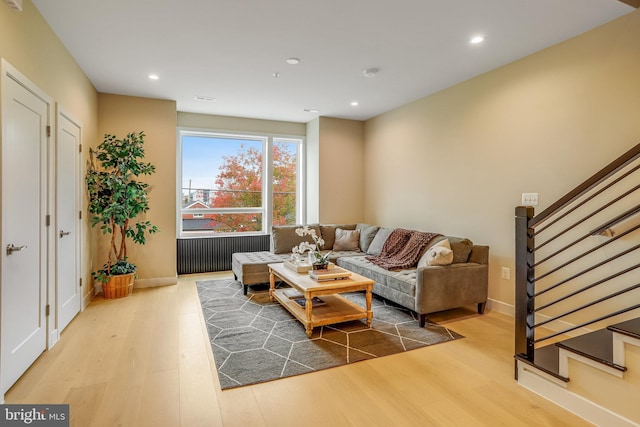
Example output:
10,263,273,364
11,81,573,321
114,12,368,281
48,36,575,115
46,215,51,226
79,210,82,220
46,304,50,316
79,278,83,288
46,125,51,138
79,144,82,153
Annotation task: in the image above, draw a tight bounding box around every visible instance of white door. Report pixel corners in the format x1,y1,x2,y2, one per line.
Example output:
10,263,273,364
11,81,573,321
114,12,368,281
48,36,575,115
56,108,81,333
1,61,50,395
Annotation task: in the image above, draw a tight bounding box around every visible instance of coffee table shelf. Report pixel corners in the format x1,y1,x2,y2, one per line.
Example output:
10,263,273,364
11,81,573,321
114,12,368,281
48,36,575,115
268,263,374,337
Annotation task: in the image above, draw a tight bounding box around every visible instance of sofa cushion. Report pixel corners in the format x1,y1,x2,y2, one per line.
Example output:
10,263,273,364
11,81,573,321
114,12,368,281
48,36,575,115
356,223,380,252
425,236,473,264
271,224,322,254
367,227,393,255
337,256,416,298
333,228,361,251
319,224,357,250
418,239,453,267
447,237,474,263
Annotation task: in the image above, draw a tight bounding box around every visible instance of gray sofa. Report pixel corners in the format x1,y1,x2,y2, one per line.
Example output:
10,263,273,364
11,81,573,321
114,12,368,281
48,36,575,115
231,223,489,326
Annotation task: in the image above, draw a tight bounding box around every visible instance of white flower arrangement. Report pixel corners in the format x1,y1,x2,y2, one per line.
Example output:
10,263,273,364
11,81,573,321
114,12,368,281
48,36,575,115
292,225,329,265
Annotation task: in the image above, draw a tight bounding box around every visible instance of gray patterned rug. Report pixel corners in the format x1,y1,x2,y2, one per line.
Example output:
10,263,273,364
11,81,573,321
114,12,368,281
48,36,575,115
197,279,463,390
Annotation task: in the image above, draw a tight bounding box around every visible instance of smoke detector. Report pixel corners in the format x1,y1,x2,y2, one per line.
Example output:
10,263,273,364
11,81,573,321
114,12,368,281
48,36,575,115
363,67,379,78
4,0,23,12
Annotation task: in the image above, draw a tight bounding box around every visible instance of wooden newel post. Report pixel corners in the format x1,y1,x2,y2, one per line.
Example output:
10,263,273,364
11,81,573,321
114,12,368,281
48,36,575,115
515,206,535,362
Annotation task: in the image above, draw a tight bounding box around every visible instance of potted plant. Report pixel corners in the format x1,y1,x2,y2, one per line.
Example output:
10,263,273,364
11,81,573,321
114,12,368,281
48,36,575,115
86,131,159,298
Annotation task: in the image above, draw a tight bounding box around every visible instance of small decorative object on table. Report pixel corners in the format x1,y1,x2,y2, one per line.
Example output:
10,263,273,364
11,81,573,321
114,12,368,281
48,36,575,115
292,225,331,269
283,258,312,273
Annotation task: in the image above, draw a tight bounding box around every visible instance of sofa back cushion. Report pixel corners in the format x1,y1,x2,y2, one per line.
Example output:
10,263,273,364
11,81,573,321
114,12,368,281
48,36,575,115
319,224,357,250
367,227,394,255
271,224,322,254
356,223,380,252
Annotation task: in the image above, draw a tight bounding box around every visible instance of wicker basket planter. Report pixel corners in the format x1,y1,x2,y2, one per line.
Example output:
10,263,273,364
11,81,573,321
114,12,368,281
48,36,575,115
102,272,135,299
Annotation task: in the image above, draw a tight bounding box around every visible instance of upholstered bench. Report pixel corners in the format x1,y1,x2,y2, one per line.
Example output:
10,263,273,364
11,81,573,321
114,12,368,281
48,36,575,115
231,251,289,295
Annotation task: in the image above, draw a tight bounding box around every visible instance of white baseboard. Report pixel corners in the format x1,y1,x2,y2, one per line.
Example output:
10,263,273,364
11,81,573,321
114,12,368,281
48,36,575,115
487,298,514,316
133,276,178,288
517,362,640,427
48,329,59,349
82,290,93,310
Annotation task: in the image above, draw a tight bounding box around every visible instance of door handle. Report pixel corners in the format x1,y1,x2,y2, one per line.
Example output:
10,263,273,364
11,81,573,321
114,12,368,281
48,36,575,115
6,244,27,255
59,230,71,238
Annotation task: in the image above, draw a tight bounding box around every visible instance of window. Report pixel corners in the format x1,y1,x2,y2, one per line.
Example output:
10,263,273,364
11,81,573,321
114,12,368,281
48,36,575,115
179,130,303,236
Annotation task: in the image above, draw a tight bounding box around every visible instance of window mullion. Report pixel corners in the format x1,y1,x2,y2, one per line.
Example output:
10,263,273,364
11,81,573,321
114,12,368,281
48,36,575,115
264,136,273,235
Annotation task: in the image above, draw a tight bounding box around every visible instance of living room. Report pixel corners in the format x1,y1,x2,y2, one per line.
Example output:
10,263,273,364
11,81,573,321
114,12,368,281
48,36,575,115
2,1,640,425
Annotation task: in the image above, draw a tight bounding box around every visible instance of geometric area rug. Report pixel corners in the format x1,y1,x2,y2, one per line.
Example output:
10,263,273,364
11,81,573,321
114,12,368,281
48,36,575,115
196,279,463,390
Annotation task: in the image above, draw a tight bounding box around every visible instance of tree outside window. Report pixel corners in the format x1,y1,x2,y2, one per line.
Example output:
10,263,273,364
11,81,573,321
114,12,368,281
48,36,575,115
180,132,301,235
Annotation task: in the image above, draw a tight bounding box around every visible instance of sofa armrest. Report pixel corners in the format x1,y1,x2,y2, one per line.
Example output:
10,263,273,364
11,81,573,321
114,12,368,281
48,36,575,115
467,245,489,264
414,262,488,314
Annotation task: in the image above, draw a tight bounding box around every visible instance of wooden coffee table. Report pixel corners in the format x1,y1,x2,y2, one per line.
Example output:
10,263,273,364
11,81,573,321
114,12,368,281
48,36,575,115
268,263,374,337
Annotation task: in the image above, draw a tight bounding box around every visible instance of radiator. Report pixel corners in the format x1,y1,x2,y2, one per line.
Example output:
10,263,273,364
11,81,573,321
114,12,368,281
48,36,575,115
177,235,270,274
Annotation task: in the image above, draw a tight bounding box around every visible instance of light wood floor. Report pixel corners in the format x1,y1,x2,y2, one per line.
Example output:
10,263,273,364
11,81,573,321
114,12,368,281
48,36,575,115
5,272,592,427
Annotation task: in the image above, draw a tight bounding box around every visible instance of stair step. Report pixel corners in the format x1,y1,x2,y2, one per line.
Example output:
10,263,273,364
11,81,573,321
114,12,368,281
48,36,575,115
515,345,569,382
608,317,640,340
556,329,626,372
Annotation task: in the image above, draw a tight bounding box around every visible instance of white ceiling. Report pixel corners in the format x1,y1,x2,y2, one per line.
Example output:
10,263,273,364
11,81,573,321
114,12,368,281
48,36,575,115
32,0,633,123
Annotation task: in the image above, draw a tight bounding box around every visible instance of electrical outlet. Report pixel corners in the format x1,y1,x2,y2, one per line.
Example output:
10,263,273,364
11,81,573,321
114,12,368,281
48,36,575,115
521,193,538,206
501,267,511,280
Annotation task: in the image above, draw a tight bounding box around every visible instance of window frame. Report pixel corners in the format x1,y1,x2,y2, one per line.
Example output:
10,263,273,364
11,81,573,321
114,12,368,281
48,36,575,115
177,128,305,238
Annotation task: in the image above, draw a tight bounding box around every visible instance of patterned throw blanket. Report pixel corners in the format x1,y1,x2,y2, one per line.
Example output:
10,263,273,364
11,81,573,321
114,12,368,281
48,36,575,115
366,228,441,270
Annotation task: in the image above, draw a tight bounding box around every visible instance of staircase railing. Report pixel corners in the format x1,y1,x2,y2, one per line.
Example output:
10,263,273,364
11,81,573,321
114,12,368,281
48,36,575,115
515,142,640,365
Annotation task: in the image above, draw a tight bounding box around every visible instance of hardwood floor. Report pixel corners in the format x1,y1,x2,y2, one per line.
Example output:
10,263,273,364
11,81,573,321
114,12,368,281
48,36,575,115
4,272,592,427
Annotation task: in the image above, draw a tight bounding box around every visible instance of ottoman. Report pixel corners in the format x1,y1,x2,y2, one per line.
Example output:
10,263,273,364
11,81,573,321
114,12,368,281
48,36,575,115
232,251,289,294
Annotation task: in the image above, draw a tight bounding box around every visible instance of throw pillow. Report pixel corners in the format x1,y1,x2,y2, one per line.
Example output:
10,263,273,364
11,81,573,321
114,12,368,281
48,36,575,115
418,238,453,267
447,237,474,263
367,227,393,255
319,224,357,250
271,224,321,254
333,228,361,251
356,223,380,252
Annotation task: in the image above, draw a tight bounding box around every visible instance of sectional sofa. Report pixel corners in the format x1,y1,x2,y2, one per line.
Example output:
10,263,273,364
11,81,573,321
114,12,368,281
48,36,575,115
231,223,489,326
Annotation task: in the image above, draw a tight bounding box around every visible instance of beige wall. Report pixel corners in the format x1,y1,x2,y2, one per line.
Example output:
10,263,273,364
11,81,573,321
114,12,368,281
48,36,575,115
306,118,320,223
363,10,640,310
318,117,365,223
98,94,177,286
0,0,98,300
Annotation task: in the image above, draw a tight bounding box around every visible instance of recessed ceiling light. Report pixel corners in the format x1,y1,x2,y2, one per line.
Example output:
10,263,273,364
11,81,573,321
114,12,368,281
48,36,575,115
285,57,301,65
195,96,216,102
470,35,485,44
350,101,359,107
148,74,159,80
303,109,320,113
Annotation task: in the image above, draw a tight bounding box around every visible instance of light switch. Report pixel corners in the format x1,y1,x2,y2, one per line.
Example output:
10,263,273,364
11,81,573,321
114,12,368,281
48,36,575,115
521,193,538,206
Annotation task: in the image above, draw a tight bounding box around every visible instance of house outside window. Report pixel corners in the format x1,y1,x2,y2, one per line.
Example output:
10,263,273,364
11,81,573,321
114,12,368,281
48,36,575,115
178,130,303,236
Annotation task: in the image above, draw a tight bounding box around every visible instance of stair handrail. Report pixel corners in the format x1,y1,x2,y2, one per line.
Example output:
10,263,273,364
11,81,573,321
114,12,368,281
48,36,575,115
530,143,640,229
515,142,640,363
